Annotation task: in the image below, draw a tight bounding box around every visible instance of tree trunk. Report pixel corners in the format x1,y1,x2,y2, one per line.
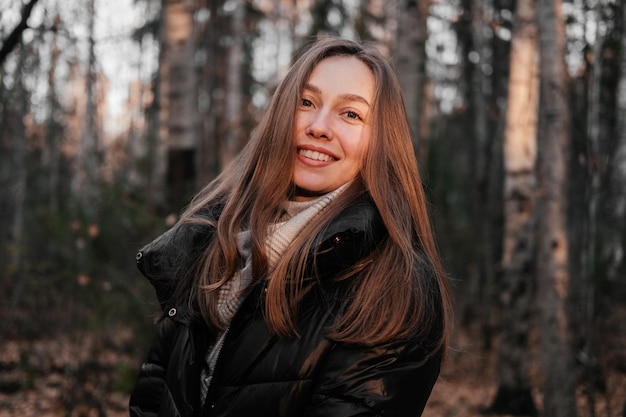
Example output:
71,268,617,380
612,0,626,278
7,47,29,319
75,0,99,219
270,0,296,74
143,1,165,210
195,0,226,187
490,0,538,414
578,2,606,414
481,0,512,349
536,0,577,416
458,0,500,351
0,75,8,277
310,0,346,37
221,0,247,168
159,0,198,209
394,0,430,162
357,0,397,52
46,13,62,213
469,0,491,197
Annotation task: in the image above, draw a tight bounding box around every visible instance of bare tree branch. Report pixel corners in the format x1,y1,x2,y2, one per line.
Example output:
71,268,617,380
0,0,41,67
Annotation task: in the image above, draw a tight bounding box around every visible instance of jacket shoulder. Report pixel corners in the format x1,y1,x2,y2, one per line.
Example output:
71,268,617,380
135,206,219,309
311,195,386,280
316,195,385,243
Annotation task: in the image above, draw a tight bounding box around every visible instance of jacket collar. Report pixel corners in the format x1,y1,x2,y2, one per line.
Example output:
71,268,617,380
136,194,386,309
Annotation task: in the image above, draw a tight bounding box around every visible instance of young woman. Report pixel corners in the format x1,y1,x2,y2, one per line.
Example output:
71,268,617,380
130,37,452,417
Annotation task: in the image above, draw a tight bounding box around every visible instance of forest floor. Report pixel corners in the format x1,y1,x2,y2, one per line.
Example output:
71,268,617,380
423,320,626,417
0,315,625,417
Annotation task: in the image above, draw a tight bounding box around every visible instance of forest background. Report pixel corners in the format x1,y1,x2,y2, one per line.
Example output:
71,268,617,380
0,0,625,416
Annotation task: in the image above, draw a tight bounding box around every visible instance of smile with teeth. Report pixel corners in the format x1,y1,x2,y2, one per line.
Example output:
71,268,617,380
298,148,334,162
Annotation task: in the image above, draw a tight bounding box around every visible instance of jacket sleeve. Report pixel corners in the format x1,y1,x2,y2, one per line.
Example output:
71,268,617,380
303,338,442,417
129,318,177,417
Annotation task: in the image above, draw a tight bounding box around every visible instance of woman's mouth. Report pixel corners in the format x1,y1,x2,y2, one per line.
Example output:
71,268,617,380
297,148,335,162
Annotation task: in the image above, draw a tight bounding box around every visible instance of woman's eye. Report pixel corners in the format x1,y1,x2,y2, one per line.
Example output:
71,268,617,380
345,110,361,120
301,98,313,107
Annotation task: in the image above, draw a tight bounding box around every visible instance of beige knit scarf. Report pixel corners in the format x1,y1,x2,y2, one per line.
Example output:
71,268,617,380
215,183,347,324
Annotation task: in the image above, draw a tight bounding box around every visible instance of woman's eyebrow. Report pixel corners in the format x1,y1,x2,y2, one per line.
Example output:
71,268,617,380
303,83,371,108
339,93,370,108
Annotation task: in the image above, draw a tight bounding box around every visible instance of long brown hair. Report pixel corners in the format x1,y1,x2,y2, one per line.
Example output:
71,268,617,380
179,37,451,353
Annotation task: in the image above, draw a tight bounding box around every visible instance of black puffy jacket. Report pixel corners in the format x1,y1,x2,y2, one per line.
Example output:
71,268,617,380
129,197,442,417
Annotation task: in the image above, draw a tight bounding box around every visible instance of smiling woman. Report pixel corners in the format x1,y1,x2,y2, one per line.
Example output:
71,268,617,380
293,55,374,200
130,37,452,417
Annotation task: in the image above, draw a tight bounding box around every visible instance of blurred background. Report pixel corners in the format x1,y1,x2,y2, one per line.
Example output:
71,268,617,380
0,0,625,416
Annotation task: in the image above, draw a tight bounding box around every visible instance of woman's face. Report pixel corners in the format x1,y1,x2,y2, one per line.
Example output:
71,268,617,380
292,56,375,201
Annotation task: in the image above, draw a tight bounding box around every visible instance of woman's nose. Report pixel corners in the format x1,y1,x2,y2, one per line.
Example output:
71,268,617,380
305,112,332,140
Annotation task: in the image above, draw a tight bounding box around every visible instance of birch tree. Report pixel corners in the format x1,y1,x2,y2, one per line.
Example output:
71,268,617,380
490,0,538,413
536,0,577,415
